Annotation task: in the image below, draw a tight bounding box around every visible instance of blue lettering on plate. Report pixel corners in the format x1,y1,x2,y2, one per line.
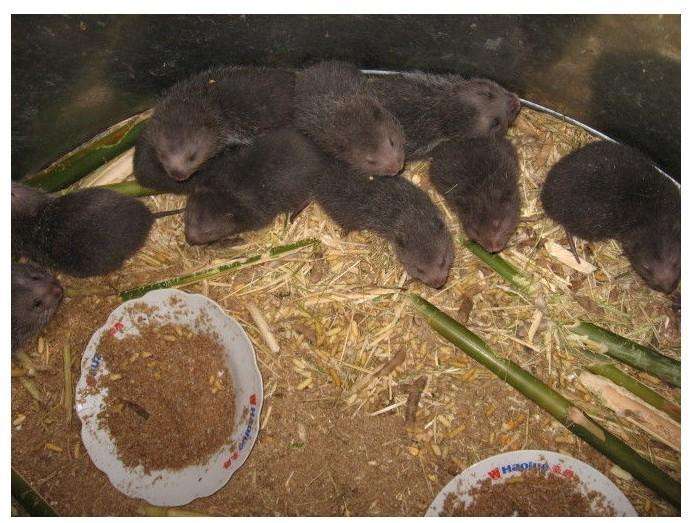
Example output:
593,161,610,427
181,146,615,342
500,461,549,476
91,353,103,370
238,405,257,451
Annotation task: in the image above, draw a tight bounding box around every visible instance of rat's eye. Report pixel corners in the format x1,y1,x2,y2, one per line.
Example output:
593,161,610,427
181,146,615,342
484,91,494,100
187,153,197,163
389,137,395,147
491,118,501,129
32,298,42,309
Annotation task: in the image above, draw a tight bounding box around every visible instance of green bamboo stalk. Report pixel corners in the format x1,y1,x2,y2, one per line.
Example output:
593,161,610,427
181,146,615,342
464,240,533,292
408,293,680,508
120,238,320,301
24,111,151,192
59,180,161,198
11,467,58,516
571,322,680,388
589,363,680,422
105,180,160,197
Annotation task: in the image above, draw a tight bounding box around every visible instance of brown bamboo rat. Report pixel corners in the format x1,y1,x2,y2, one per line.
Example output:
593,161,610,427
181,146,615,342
429,137,521,253
540,141,680,294
184,129,323,245
184,129,454,288
12,262,63,354
368,72,521,157
295,60,406,176
11,183,167,277
134,65,295,193
312,166,455,289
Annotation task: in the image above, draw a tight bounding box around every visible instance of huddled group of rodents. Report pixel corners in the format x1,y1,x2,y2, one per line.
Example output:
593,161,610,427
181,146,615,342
11,60,680,356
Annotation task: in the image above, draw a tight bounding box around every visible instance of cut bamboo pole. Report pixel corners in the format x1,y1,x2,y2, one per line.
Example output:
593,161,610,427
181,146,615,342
464,240,533,292
58,180,160,198
579,371,680,452
120,238,320,301
407,293,680,508
70,148,135,190
571,322,680,388
589,363,680,422
11,468,58,516
24,110,151,192
466,241,681,395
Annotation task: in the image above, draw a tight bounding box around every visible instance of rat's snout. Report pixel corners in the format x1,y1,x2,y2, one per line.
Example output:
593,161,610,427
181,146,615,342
185,223,219,246
380,147,405,176
649,268,680,294
482,241,503,254
383,158,405,176
184,218,217,246
167,167,193,182
50,283,64,300
184,209,211,245
480,234,509,254
421,267,450,289
465,227,496,253
507,94,521,122
38,280,63,305
426,272,449,289
185,211,236,246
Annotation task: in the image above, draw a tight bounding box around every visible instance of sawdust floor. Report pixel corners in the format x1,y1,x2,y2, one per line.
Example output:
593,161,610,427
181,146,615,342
10,291,675,516
11,107,680,516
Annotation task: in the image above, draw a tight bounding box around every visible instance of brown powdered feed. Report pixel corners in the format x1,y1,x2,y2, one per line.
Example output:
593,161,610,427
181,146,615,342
95,321,235,473
441,469,615,516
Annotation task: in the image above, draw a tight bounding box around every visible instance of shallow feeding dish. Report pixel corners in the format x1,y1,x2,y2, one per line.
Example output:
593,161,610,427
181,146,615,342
75,289,263,507
426,449,637,516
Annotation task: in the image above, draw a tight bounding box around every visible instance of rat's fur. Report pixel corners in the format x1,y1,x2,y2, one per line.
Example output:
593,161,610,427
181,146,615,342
311,158,455,289
185,128,453,288
541,141,680,293
430,137,521,253
12,262,63,353
184,129,322,245
135,66,295,192
12,183,155,277
295,61,405,176
11,182,51,258
368,73,521,157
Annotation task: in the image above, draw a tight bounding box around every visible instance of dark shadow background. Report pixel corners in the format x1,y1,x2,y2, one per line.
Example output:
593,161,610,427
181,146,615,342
11,14,681,181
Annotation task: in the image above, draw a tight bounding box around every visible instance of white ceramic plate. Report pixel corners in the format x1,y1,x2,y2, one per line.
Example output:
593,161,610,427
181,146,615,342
426,449,637,516
75,289,263,507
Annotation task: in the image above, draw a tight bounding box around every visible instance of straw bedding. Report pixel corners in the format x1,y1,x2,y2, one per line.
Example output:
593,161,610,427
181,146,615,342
11,106,679,515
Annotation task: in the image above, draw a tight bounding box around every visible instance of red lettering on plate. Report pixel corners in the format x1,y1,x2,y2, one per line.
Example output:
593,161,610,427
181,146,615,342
249,394,257,406
109,322,124,336
232,451,239,460
488,468,501,480
223,458,232,469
